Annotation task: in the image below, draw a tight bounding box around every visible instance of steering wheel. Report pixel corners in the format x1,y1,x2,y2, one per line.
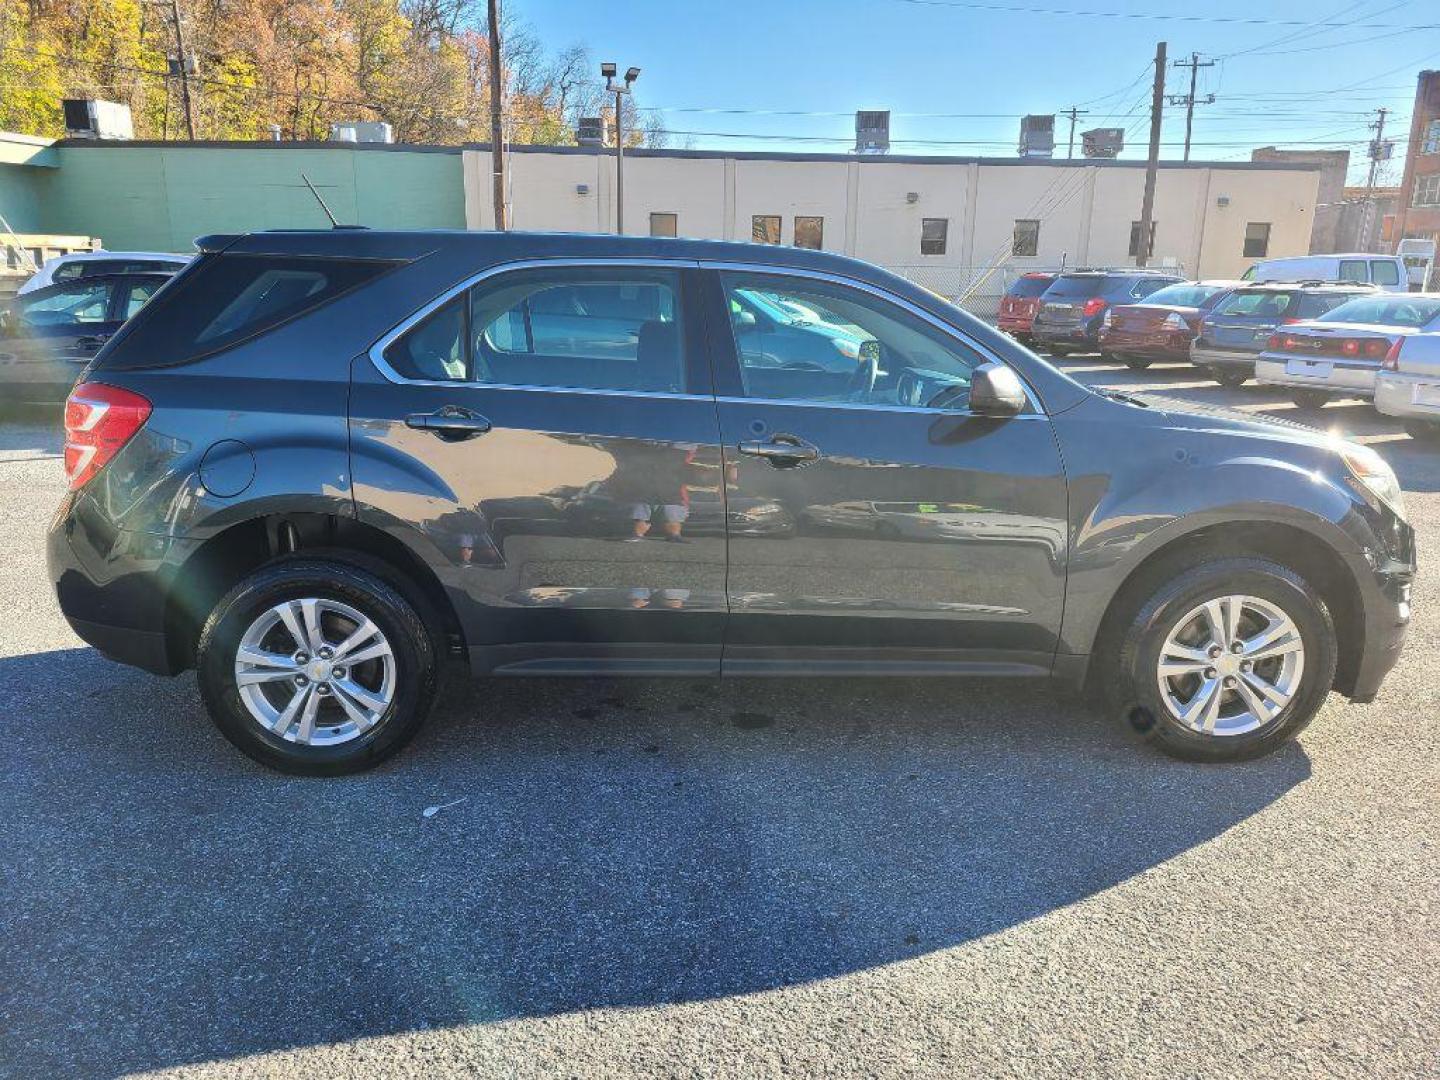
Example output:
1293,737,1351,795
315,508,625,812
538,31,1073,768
847,342,880,398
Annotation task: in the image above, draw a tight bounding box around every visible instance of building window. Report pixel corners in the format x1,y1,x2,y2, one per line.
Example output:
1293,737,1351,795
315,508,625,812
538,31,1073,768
1243,222,1272,259
793,216,824,250
1423,120,1440,155
1012,219,1040,257
1128,220,1157,259
1415,174,1440,207
920,218,948,255
649,212,677,238
752,215,781,244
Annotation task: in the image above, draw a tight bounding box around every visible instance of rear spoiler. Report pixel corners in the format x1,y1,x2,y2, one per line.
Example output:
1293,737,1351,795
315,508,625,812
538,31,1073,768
193,233,242,254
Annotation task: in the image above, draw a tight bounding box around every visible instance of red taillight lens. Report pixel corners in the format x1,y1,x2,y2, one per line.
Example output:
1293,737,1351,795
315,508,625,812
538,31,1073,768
1280,317,1303,325
1363,338,1388,359
63,382,151,490
1383,337,1404,372
1341,339,1360,357
1082,297,1108,318
1268,333,1301,351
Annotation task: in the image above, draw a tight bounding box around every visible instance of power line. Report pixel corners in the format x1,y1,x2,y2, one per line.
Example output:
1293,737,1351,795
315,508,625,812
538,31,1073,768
886,0,1437,30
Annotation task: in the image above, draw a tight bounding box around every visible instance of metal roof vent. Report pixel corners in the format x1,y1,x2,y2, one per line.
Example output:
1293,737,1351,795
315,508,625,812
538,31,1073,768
855,111,890,154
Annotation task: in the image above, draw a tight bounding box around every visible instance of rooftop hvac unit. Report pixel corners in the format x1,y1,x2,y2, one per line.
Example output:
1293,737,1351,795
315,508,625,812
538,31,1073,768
577,116,609,147
1082,127,1124,158
328,121,393,144
1018,114,1055,158
855,111,890,154
61,99,134,140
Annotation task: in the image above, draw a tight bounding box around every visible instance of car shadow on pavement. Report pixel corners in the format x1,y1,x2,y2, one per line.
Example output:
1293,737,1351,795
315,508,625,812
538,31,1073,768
1,648,1311,1076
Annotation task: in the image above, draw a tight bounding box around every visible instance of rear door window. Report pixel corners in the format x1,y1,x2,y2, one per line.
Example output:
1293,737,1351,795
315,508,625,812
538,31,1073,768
1370,260,1401,287
20,281,114,327
98,254,397,369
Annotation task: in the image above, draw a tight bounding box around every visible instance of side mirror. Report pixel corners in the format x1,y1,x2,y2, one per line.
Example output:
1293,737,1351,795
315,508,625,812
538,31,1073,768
733,309,758,330
968,362,1028,417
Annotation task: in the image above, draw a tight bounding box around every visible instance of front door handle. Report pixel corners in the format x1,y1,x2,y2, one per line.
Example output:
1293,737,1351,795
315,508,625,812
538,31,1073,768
737,435,820,467
405,407,492,441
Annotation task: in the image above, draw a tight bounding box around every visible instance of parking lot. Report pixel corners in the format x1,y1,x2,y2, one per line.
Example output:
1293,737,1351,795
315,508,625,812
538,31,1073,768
1,351,1437,1079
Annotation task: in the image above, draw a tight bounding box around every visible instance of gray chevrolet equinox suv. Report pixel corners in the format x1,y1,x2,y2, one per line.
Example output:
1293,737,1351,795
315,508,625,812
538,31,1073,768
48,230,1414,774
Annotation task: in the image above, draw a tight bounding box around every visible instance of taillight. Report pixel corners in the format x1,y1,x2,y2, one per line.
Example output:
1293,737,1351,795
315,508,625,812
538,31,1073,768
1267,333,1292,351
63,382,151,490
1383,337,1404,372
1082,297,1108,318
1280,317,1303,325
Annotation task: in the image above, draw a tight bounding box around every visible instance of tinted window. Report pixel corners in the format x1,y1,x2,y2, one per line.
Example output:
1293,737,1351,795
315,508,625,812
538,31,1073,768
1339,260,1368,283
385,297,467,382
1046,275,1108,299
1371,260,1401,286
1141,283,1228,308
1317,296,1440,327
1243,222,1271,259
120,279,165,319
469,267,686,393
1012,219,1039,257
1007,275,1053,299
100,254,395,369
1297,293,1365,318
721,272,986,408
1215,290,1294,317
1130,277,1174,298
20,281,113,326
920,218,948,255
51,261,87,282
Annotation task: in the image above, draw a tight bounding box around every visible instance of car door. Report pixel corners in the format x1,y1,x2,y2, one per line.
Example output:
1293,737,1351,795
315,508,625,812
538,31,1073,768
349,260,728,676
0,278,118,396
700,265,1069,674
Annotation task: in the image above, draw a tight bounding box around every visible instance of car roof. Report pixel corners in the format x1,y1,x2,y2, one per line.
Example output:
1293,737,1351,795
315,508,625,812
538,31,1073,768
1238,281,1376,291
19,271,175,298
50,251,191,263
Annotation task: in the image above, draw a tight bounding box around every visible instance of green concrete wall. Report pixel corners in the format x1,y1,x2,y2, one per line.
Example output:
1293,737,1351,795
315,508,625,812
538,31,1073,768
41,144,466,251
0,165,51,232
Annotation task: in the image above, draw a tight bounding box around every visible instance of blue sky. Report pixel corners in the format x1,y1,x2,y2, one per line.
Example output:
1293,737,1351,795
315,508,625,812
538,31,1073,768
515,0,1440,184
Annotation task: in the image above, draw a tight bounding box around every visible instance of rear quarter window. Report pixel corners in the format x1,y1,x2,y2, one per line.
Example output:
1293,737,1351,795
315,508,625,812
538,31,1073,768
96,253,398,369
1297,293,1367,318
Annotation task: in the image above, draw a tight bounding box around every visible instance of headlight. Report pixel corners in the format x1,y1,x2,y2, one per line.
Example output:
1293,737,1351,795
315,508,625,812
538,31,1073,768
1341,442,1405,519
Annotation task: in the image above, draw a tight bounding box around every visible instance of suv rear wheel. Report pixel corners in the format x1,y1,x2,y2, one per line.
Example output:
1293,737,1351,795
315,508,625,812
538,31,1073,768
1109,556,1336,761
197,559,437,774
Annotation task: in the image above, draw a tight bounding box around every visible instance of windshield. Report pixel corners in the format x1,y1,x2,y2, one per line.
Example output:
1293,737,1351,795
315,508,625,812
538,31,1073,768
1045,275,1108,299
1316,296,1440,328
1139,283,1229,308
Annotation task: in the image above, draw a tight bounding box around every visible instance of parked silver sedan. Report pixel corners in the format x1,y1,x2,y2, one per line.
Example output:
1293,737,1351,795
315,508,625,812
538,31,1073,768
1253,293,1440,412
1373,301,1440,438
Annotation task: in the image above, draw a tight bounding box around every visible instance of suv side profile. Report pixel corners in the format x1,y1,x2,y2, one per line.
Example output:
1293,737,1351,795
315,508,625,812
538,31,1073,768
1029,270,1182,356
49,231,1414,774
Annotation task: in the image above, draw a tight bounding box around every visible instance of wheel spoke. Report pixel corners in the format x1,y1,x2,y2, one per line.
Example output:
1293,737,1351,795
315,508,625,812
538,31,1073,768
332,677,388,716
299,598,326,653
234,646,300,686
341,640,393,666
296,688,322,743
1242,616,1302,661
276,602,308,654
1201,600,1228,647
1242,669,1291,708
332,618,381,661
330,680,379,730
1231,674,1273,720
1162,641,1211,663
1179,676,1223,732
272,684,310,738
1158,657,1210,679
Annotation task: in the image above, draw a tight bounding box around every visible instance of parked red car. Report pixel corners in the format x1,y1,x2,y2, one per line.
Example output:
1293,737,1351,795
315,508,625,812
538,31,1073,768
997,272,1056,344
1098,280,1241,370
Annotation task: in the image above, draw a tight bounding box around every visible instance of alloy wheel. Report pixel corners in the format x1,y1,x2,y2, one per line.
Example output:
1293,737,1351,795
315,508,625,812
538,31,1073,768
233,598,396,746
1155,594,1305,737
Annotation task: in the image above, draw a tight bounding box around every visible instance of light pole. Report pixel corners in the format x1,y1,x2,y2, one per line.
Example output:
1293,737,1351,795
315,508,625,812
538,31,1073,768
602,62,640,234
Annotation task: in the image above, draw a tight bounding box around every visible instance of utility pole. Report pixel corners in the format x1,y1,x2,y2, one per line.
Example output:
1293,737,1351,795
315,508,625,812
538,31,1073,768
1363,107,1390,250
1061,106,1089,159
487,0,508,230
1136,40,1166,269
1169,52,1215,162
167,0,196,140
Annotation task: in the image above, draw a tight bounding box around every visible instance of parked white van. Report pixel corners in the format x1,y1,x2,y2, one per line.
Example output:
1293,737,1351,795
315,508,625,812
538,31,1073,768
1243,254,1409,293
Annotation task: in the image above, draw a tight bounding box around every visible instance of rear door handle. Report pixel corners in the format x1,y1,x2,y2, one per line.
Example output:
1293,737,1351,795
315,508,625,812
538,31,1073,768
737,435,820,467
405,407,492,441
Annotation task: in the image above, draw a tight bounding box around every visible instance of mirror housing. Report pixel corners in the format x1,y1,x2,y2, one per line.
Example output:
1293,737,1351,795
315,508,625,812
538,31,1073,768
733,309,758,330
968,362,1028,417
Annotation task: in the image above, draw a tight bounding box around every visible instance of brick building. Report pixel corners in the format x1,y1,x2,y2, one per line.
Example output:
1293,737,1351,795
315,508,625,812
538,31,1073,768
1395,70,1440,269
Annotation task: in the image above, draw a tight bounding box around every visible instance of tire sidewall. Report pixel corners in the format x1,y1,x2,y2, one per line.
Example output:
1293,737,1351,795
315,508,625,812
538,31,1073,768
1118,559,1336,761
198,560,435,775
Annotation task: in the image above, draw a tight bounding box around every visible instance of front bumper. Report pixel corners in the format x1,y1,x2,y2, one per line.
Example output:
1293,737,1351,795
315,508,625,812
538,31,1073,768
1344,545,1413,702
1254,355,1378,397
1375,372,1440,421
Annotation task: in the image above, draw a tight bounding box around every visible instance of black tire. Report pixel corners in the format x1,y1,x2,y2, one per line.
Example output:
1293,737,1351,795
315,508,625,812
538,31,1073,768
1107,556,1336,762
1214,369,1248,389
1404,419,1440,442
1118,353,1152,371
197,558,437,775
1290,389,1329,411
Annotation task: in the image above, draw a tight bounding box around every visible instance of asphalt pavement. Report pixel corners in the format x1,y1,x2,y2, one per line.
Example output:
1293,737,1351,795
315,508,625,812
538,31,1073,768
1,357,1436,1079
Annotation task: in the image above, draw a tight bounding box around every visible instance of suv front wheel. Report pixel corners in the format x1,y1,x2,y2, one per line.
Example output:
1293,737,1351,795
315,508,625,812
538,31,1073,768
197,559,438,774
1110,556,1336,761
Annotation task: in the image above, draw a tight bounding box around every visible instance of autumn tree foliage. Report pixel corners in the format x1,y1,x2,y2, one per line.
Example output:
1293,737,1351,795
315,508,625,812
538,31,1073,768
0,0,665,145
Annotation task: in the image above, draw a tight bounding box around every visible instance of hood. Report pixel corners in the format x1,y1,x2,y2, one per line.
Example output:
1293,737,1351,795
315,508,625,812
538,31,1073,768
1110,389,1336,448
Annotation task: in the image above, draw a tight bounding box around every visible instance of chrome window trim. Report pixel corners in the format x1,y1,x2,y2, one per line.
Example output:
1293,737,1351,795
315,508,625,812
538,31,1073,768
367,256,701,388
697,259,1045,414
